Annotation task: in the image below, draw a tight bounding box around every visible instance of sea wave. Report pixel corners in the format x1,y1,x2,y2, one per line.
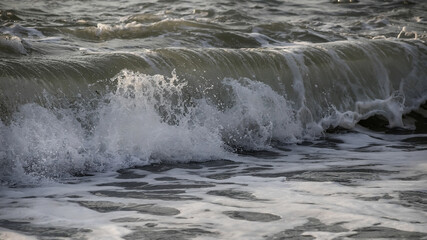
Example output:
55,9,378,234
0,39,426,185
1,39,425,119
0,70,304,185
0,68,426,185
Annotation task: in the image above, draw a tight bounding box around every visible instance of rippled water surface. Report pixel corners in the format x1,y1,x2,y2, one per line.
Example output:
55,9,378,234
1,0,427,239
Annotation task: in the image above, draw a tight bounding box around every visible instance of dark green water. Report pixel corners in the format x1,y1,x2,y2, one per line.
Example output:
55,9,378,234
0,0,426,239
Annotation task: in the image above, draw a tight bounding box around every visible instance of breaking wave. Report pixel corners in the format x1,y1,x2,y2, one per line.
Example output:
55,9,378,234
0,39,426,185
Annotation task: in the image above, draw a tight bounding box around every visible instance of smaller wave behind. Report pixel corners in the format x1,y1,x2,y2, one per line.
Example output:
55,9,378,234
0,24,47,56
0,34,30,55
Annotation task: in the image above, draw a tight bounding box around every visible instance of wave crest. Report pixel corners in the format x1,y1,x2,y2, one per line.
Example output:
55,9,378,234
0,70,307,185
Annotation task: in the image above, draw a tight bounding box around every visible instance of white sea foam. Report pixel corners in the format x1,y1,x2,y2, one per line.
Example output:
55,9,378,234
1,144,426,239
0,71,225,184
216,78,303,148
0,70,303,184
0,230,37,240
0,67,424,185
319,91,407,129
92,70,226,164
95,22,144,37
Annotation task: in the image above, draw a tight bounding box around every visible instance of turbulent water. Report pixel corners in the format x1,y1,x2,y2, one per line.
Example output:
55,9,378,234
1,0,427,239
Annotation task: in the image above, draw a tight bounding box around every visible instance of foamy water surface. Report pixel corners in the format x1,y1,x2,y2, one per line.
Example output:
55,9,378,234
1,0,427,239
